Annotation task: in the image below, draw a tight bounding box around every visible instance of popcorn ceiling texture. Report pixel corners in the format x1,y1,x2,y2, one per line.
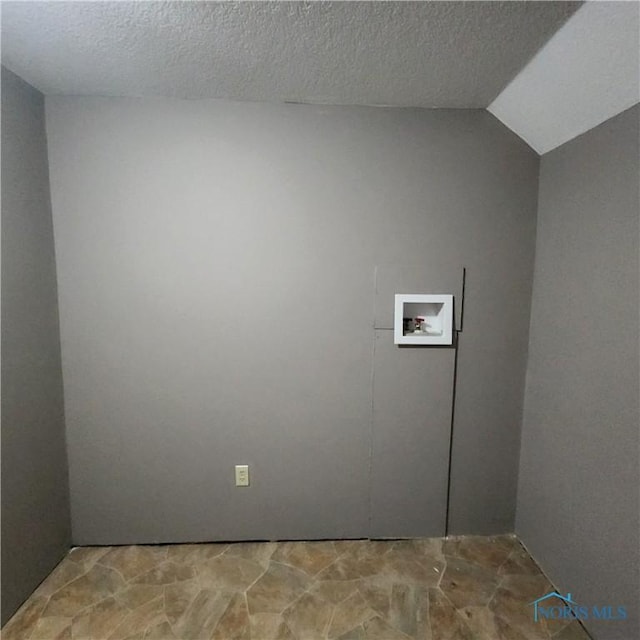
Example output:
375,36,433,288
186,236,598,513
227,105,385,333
1,1,579,106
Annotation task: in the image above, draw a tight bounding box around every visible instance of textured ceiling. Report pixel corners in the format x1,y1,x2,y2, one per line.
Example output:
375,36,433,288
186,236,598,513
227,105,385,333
1,1,580,107
489,1,640,154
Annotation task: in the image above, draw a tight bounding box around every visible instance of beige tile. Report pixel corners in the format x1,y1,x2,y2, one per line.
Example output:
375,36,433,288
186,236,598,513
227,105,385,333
1,535,568,640
211,593,250,640
143,620,178,639
34,560,85,598
67,547,112,571
246,562,310,614
98,546,161,581
271,541,339,576
552,620,592,640
499,544,544,577
225,542,277,569
282,591,333,640
490,579,554,640
166,543,229,566
493,613,538,640
444,535,515,571
362,616,414,640
316,548,382,582
383,546,445,586
335,626,366,640
131,561,195,586
386,583,430,639
107,596,165,640
44,564,126,617
30,616,72,639
391,538,444,561
71,596,130,639
459,606,501,639
1,594,48,640
144,547,171,562
309,579,362,605
163,578,201,626
428,588,474,640
543,613,577,637
356,580,391,618
172,589,231,640
248,613,286,640
51,627,72,640
496,573,555,602
116,584,164,610
327,591,377,639
44,578,99,619
273,621,297,640
439,556,500,609
195,554,265,593
332,540,365,556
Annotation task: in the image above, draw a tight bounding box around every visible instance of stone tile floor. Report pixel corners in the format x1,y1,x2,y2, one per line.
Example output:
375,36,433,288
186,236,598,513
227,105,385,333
1,535,592,640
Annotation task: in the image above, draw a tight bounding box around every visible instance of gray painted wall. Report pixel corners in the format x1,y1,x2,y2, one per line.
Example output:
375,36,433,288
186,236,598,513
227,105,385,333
1,67,71,625
44,97,538,544
517,105,640,640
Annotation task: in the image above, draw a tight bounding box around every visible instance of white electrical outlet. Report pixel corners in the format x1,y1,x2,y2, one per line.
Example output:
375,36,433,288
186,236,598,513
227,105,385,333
235,464,250,487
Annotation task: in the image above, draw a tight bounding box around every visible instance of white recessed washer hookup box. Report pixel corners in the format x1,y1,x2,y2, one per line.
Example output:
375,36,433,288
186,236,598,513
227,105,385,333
394,294,454,345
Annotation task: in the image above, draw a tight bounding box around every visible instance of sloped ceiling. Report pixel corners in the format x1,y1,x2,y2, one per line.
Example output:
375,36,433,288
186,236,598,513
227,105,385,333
1,1,579,107
1,1,637,153
489,1,640,154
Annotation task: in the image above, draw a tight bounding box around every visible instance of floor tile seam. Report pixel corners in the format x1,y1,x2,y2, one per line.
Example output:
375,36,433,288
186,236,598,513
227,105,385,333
162,581,212,636
261,555,326,582
95,562,130,587
140,612,171,640
208,596,238,640
37,558,86,599
483,569,506,615
242,591,255,640
110,594,165,639
45,591,115,628
421,584,431,637
354,578,391,620
265,559,313,585
271,581,317,623
543,611,583,638
162,586,178,638
388,622,415,640
318,550,348,578
376,540,400,556
224,547,276,568
210,544,232,559
332,540,370,560
309,584,367,640
435,587,476,636
548,621,592,640
490,607,552,640
240,558,272,600
20,594,52,636
324,598,370,640
338,589,387,640
95,552,162,586
283,575,326,612
21,611,40,640
495,546,518,576
323,604,337,640
192,565,206,592
435,556,446,588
